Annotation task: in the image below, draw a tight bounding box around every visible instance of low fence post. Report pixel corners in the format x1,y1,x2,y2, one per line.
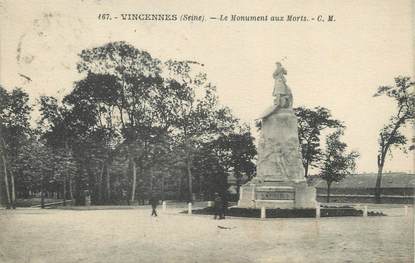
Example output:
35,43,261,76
162,201,166,211
316,203,320,219
261,207,266,219
404,205,408,217
188,202,192,215
363,205,368,217
207,201,213,207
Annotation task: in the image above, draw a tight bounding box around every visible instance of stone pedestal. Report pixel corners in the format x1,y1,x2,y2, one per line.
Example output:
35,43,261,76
238,109,316,209
238,182,316,209
294,182,317,208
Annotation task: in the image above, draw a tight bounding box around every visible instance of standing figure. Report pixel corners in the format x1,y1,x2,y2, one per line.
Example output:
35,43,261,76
150,195,159,217
220,195,227,219
213,193,224,219
258,62,293,120
272,62,293,109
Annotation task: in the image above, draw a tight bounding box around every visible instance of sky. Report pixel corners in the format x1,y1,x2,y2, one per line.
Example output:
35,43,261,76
0,0,413,173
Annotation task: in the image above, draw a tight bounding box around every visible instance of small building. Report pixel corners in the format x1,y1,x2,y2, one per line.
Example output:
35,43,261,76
315,172,415,204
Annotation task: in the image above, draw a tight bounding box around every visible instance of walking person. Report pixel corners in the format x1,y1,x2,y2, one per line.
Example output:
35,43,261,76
220,194,227,219
213,193,223,220
150,195,159,217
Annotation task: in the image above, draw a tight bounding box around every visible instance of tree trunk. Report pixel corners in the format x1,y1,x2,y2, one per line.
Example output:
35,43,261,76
74,168,83,205
63,142,69,205
139,165,144,205
178,174,182,201
1,154,11,208
375,164,384,204
187,158,193,203
198,175,202,201
131,158,137,202
161,172,165,201
10,171,15,209
236,176,241,200
150,166,154,193
63,175,66,206
0,162,2,207
69,175,73,201
106,164,111,202
326,182,331,203
41,174,45,209
98,162,104,204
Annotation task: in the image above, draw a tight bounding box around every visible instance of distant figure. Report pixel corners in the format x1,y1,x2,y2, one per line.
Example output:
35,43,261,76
214,193,225,220
150,195,159,217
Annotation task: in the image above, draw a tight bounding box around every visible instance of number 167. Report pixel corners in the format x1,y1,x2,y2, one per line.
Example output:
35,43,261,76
98,14,111,20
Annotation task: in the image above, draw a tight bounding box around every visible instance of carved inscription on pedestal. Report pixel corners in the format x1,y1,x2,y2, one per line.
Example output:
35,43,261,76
256,191,295,200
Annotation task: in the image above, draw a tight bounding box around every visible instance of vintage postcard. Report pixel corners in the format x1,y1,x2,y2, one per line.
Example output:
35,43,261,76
0,0,413,262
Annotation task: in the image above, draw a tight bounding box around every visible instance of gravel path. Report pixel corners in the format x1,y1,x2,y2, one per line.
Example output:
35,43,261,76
0,206,413,263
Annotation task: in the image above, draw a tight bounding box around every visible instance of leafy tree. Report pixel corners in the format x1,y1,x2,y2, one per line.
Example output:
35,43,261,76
0,86,32,208
319,129,359,202
0,86,9,207
76,42,164,203
193,146,228,200
63,73,124,204
211,126,256,198
165,60,237,202
294,106,343,177
373,76,414,203
23,42,251,207
15,138,56,207
38,96,80,203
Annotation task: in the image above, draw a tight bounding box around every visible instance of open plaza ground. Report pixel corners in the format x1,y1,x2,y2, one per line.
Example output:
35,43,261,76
0,203,413,263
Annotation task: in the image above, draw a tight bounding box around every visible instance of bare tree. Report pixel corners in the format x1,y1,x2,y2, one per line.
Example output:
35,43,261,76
374,76,414,203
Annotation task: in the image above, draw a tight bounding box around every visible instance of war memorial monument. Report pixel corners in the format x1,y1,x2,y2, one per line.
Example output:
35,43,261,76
238,62,317,209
